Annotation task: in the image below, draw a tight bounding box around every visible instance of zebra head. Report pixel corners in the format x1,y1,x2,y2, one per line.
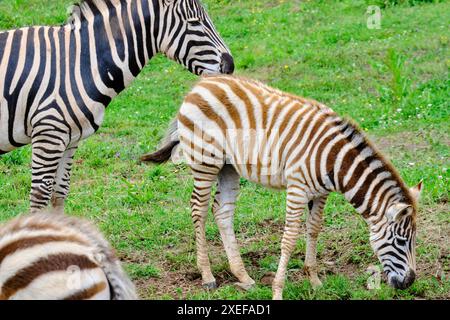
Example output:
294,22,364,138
369,181,423,290
159,0,234,75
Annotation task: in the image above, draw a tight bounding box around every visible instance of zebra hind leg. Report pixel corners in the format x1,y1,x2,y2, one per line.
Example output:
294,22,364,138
189,163,221,289
213,165,255,291
29,132,69,214
305,195,327,288
51,144,79,214
272,184,308,300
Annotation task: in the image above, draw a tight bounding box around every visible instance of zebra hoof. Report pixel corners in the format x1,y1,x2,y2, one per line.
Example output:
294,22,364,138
272,292,283,300
309,277,322,289
234,281,255,291
202,281,217,290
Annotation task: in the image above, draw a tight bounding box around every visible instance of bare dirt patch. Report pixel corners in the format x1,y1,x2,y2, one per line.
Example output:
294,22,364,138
371,131,431,155
131,202,449,299
416,204,449,279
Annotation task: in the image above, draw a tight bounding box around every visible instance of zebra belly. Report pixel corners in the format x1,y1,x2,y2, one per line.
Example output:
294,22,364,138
225,135,287,189
232,163,287,189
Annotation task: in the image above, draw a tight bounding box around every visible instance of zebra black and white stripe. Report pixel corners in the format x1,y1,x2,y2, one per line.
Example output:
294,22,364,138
142,75,422,300
0,0,233,213
0,212,137,300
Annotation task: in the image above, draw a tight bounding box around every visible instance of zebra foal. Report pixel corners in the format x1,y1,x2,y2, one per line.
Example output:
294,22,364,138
142,75,422,300
0,0,233,213
0,212,137,300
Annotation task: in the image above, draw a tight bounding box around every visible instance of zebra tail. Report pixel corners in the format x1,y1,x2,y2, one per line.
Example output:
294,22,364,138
140,119,179,163
102,260,139,300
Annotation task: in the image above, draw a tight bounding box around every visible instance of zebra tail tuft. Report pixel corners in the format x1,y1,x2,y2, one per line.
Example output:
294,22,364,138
140,118,179,163
140,140,180,163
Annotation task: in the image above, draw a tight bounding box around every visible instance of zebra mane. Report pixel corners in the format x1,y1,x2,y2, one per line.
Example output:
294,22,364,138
68,0,175,20
339,117,416,210
68,0,123,21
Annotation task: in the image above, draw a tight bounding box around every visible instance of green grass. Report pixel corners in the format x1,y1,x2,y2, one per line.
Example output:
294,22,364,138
0,0,449,300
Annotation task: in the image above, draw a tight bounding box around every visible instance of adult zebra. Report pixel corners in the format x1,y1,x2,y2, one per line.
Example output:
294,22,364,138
0,0,234,213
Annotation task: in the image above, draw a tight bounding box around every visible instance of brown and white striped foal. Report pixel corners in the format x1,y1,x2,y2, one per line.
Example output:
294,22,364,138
142,75,422,300
0,212,137,300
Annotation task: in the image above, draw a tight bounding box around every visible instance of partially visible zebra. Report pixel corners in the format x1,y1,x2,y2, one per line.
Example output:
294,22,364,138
0,0,234,213
142,75,422,300
0,212,137,300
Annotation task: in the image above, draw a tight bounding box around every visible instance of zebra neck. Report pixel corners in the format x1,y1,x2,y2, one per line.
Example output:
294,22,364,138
69,0,161,95
331,130,408,220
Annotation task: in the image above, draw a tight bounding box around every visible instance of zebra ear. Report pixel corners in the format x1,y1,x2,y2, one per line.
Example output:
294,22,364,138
410,180,423,202
386,203,411,222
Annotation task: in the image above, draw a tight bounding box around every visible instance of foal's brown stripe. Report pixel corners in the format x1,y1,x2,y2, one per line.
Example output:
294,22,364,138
197,82,243,129
185,93,227,132
178,109,224,153
63,282,108,300
0,253,98,299
0,235,88,265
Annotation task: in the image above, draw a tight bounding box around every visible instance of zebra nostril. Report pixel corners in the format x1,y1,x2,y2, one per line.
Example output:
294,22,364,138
403,269,416,288
220,52,234,74
389,275,402,289
389,270,416,290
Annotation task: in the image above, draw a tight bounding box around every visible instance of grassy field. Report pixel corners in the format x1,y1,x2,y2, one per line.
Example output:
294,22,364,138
0,0,448,300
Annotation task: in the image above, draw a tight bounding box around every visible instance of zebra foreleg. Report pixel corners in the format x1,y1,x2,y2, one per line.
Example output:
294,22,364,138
213,165,255,291
51,144,79,214
305,195,327,288
29,133,69,214
272,185,308,300
190,164,220,289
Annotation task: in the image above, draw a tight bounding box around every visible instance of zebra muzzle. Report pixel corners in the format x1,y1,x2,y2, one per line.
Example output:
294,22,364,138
220,53,235,74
